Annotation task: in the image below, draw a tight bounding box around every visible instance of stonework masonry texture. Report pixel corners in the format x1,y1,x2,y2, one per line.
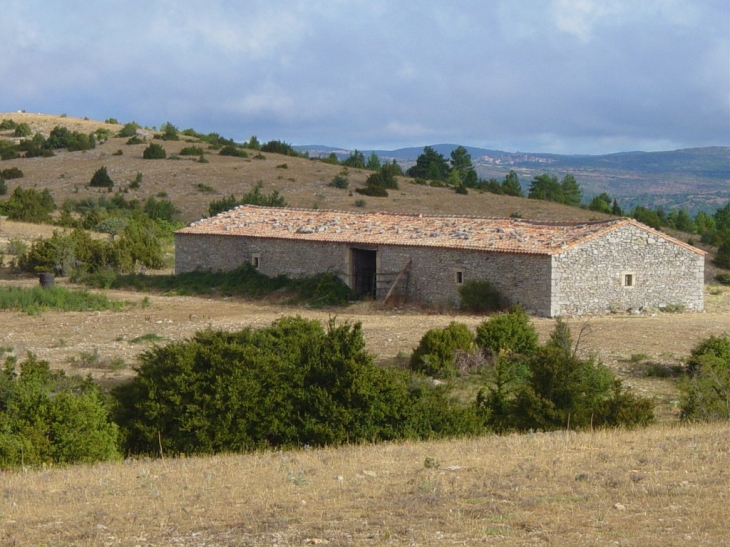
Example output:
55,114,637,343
175,221,704,318
551,223,704,315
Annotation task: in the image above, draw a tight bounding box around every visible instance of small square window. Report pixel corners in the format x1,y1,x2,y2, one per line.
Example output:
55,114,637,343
455,270,464,284
251,254,260,269
623,273,634,287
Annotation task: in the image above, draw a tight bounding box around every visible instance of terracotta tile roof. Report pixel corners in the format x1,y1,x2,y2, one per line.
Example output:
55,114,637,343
175,206,705,256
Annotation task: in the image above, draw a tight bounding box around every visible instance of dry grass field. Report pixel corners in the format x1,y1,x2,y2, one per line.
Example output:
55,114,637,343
1,423,728,546
1,113,729,546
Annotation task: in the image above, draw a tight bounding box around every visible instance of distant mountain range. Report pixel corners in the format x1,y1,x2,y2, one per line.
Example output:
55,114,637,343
295,144,730,214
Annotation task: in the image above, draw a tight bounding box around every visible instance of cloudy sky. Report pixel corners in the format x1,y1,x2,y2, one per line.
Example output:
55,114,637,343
1,0,728,154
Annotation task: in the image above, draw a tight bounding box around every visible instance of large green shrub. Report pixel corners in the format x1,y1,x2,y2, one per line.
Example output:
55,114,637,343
458,279,508,313
0,354,119,467
477,318,654,432
112,318,480,455
0,179,5,196
475,307,538,357
680,334,730,422
142,143,166,159
19,221,164,276
409,322,475,378
4,187,56,223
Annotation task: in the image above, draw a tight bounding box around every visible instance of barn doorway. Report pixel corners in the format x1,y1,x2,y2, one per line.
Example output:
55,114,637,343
351,248,377,298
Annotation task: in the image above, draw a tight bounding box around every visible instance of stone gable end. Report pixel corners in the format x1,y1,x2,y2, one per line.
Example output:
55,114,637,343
551,223,704,315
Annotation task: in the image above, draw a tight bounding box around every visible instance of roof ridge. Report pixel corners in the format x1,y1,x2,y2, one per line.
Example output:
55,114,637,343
226,204,620,227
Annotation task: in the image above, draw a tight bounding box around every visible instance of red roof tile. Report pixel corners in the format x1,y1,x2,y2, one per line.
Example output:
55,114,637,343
175,206,705,256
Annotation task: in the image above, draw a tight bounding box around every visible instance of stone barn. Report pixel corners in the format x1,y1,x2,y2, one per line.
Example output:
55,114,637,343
174,205,705,316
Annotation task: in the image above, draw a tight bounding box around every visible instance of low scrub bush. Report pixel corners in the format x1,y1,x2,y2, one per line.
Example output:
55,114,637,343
475,306,538,357
112,318,481,455
13,123,32,137
645,363,673,378
329,173,349,189
261,140,299,156
158,122,180,141
4,238,27,256
458,279,509,313
219,145,248,157
0,140,20,160
179,146,205,156
409,322,475,378
117,122,139,138
0,167,23,179
142,143,166,159
0,354,120,467
47,126,96,151
208,183,287,216
355,185,388,197
680,334,730,421
717,274,730,285
89,166,114,188
0,179,5,196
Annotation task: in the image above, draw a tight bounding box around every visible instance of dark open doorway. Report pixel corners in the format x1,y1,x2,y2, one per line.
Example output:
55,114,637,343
351,248,377,298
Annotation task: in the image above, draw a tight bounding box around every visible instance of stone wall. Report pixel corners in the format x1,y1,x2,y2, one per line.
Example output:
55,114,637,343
378,246,552,316
175,233,554,315
551,224,704,315
175,233,348,278
176,225,704,317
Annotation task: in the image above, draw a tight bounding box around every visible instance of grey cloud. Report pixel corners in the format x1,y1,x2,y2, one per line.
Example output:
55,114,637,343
0,0,726,153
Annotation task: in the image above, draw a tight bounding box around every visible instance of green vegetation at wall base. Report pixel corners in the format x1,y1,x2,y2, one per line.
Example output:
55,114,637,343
80,264,356,307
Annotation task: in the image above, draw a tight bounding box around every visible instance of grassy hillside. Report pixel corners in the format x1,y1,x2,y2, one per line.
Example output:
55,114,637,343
299,143,730,214
0,113,614,224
